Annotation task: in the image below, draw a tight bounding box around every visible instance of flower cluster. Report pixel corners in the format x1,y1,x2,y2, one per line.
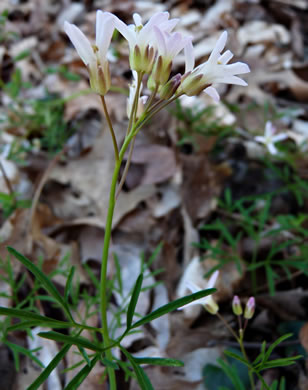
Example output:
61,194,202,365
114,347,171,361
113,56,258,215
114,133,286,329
64,11,250,116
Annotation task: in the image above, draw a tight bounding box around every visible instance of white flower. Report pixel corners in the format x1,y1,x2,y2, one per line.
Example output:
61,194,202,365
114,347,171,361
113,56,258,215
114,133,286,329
181,31,250,101
127,71,148,119
64,11,115,95
255,121,288,155
180,270,219,314
114,12,178,73
150,28,192,85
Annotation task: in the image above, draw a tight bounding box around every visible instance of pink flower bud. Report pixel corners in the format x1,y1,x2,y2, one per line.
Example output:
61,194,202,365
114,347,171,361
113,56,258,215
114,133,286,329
159,73,182,100
232,295,243,316
244,297,255,320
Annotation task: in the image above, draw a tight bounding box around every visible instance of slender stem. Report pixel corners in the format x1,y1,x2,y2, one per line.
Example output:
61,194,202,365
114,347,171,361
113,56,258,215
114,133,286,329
144,83,159,112
115,135,136,199
133,93,182,136
216,312,239,341
126,72,143,137
98,84,178,387
217,313,255,390
115,72,145,198
99,160,120,389
99,129,136,389
100,95,119,162
238,330,256,390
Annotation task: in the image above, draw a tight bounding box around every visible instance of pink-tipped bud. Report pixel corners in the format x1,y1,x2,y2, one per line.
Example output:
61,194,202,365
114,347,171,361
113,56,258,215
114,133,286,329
159,74,182,100
244,297,255,320
232,295,243,316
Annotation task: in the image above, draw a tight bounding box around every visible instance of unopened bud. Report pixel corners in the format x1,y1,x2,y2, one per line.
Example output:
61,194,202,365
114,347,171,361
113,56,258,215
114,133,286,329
232,295,243,316
244,297,255,320
159,74,182,100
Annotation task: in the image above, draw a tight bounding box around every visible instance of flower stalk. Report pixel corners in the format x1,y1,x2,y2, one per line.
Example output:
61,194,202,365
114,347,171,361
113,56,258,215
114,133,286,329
63,10,250,388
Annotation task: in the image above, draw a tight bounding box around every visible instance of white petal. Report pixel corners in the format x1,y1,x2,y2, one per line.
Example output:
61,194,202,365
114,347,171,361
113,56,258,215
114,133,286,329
224,62,250,75
268,143,278,155
204,86,220,102
96,10,104,47
64,22,95,66
140,95,148,105
255,136,266,144
216,75,248,86
272,133,288,142
168,33,191,58
206,270,219,289
159,18,179,33
186,281,201,294
143,12,169,32
184,40,195,73
208,31,228,62
133,13,142,27
113,16,135,46
218,50,233,65
265,121,274,137
96,12,115,61
153,26,167,55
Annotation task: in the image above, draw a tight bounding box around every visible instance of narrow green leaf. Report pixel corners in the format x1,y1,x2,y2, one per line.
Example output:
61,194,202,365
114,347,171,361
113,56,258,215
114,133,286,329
263,334,292,363
101,357,119,370
38,331,103,352
218,359,246,390
64,266,75,302
131,288,215,329
0,306,73,328
120,347,154,390
64,355,99,390
145,242,163,269
224,350,250,367
5,341,44,369
27,344,71,390
7,247,72,319
127,274,143,330
78,346,91,366
8,320,74,332
133,357,184,367
261,356,302,370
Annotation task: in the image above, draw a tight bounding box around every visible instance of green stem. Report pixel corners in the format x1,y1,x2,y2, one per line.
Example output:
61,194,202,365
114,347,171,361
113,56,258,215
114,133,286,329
115,135,136,199
217,313,255,390
133,93,182,136
99,130,136,389
216,312,239,341
101,95,119,162
99,161,119,389
238,330,256,390
98,85,178,387
126,72,143,137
